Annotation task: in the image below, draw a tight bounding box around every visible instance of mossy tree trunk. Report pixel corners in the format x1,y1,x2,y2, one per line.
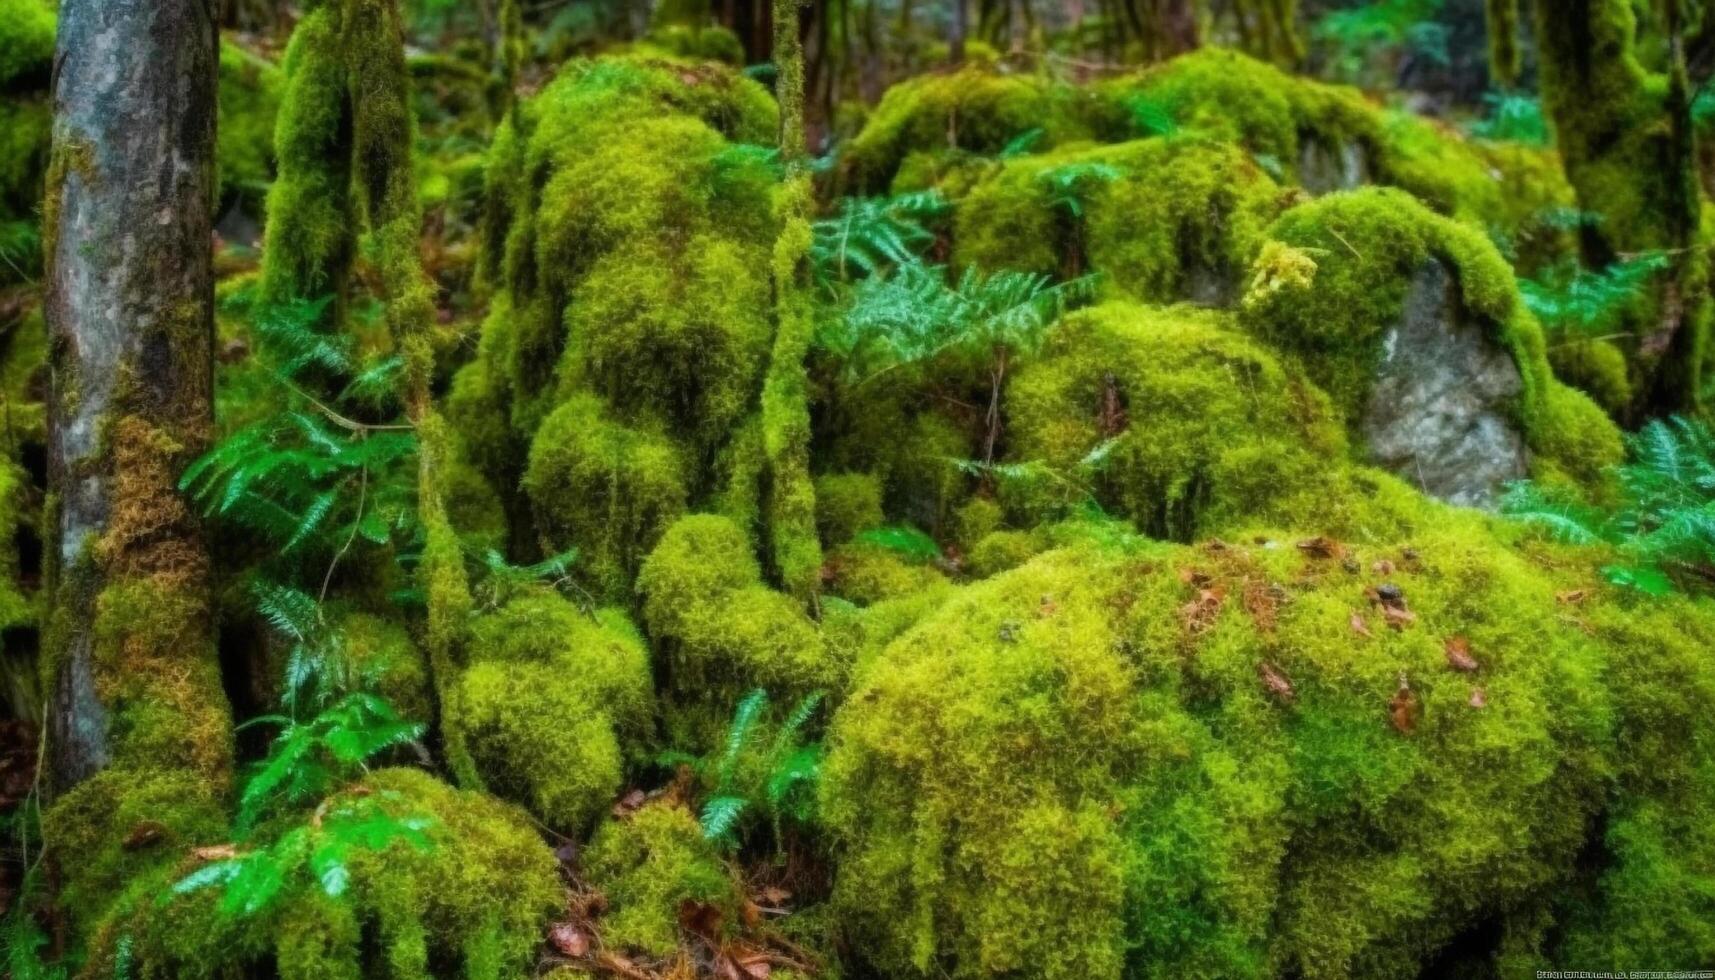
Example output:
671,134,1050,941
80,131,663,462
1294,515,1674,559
764,0,823,605
1535,0,1708,417
42,0,233,793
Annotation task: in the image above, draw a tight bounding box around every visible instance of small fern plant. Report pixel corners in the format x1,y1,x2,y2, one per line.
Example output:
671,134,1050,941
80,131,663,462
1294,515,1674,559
170,692,432,919
1518,251,1670,340
666,689,825,852
810,189,948,290
1503,415,1715,595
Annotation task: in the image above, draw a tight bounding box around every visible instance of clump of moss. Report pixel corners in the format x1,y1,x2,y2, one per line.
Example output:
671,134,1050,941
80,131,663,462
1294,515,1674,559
0,0,55,90
336,610,432,724
814,472,885,547
1548,338,1633,416
1005,302,1346,540
956,136,1288,304
524,394,689,600
823,541,946,606
1239,187,1622,485
114,767,563,980
467,54,790,598
964,528,1044,578
453,592,654,834
637,515,835,747
825,517,1715,977
583,802,739,959
841,67,1097,193
640,24,746,65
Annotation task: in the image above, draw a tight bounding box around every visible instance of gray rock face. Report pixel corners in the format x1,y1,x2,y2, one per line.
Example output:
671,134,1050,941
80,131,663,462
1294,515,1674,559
1361,261,1529,507
1298,134,1370,195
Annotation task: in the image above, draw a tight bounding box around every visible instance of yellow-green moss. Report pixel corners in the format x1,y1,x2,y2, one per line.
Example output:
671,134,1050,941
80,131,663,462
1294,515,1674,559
958,135,1287,303
1548,338,1634,416
814,472,885,547
1239,187,1623,485
823,541,946,606
842,67,1097,193
583,802,738,958
456,592,654,833
217,39,284,205
1006,302,1346,540
524,394,689,601
639,24,746,65
964,528,1044,578
0,0,55,90
336,611,432,723
825,519,1715,977
637,515,836,747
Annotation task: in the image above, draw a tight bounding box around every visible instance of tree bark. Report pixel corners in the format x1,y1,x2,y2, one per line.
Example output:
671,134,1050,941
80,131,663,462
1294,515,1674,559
44,0,231,792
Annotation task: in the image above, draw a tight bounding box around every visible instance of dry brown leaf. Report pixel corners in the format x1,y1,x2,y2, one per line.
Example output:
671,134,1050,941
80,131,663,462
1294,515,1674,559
1259,662,1295,703
1389,675,1418,733
1370,559,1396,576
1349,612,1372,638
1382,604,1416,630
1469,687,1488,709
122,821,167,851
1444,636,1479,672
1297,536,1344,560
1557,589,1590,605
191,844,238,862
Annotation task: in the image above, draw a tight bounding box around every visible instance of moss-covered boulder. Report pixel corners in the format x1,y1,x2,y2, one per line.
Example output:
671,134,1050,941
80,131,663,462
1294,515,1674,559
842,66,1097,194
955,136,1289,304
823,520,1715,978
1005,302,1346,540
454,592,654,834
1240,188,1622,497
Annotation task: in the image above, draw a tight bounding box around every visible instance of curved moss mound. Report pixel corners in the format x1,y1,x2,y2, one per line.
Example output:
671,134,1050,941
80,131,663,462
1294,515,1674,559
455,591,654,834
582,801,739,958
1240,187,1622,485
1005,302,1346,540
823,524,1715,978
636,515,835,747
61,767,562,980
955,136,1287,303
474,54,781,599
841,66,1096,194
1094,48,1573,243
0,0,54,242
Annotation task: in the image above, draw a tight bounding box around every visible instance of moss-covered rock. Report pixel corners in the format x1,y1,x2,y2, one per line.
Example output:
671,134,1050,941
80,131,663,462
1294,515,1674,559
823,540,946,606
842,67,1097,194
583,802,739,959
1006,302,1346,540
456,592,654,833
1240,188,1622,488
823,520,1715,977
813,471,886,547
955,136,1288,304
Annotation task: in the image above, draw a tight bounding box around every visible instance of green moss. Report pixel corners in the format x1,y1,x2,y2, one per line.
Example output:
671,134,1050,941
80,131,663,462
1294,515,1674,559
824,542,946,606
955,136,1286,305
814,472,885,547
1007,302,1346,540
1239,187,1623,485
842,67,1097,193
440,456,508,554
524,394,689,601
637,515,836,747
456,592,654,832
583,802,738,958
336,611,432,724
639,25,746,66
0,0,55,90
0,97,50,225
1547,339,1633,416
217,40,283,206
964,529,1044,578
951,496,1004,550
825,518,1715,977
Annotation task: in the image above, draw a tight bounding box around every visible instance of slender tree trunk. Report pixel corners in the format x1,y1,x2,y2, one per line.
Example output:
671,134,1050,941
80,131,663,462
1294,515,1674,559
950,0,967,64
44,0,232,792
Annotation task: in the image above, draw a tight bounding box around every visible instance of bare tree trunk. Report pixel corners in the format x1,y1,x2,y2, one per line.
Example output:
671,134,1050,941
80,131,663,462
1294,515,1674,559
44,0,232,793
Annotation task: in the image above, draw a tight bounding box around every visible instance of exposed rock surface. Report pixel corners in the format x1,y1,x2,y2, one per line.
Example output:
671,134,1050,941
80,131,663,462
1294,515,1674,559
1361,260,1528,506
1298,134,1370,194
